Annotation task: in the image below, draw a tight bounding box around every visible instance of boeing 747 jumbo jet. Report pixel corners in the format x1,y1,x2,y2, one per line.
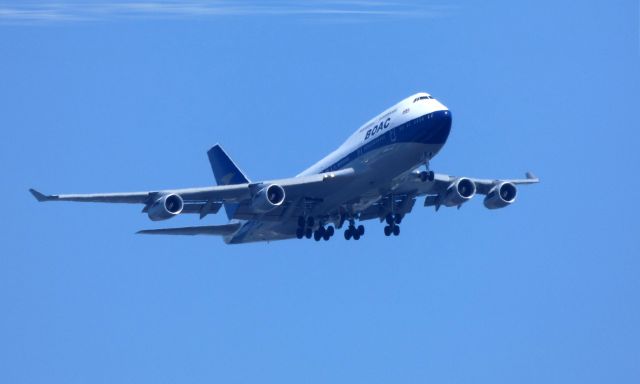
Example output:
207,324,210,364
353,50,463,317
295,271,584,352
30,92,538,243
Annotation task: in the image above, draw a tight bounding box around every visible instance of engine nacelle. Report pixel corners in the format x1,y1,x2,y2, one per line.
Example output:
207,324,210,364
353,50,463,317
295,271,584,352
483,182,517,209
442,177,476,207
252,184,286,213
147,193,184,221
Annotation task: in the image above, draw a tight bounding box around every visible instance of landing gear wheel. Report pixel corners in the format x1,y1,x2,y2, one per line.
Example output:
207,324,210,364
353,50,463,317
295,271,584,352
357,225,365,236
394,214,403,225
353,233,360,240
323,232,331,241
393,225,400,236
344,229,352,240
314,230,322,241
306,217,315,227
326,226,335,237
385,214,394,225
296,227,304,239
384,225,391,236
305,228,313,239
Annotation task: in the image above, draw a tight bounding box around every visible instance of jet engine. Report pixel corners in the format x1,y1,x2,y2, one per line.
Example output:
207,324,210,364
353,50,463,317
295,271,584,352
442,177,476,207
252,184,286,213
147,193,184,221
483,182,517,209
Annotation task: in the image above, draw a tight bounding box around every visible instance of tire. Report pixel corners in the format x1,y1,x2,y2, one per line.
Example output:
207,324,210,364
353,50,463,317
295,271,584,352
384,226,391,236
305,228,313,239
394,214,402,224
326,226,335,236
353,233,360,240
357,225,365,236
314,231,322,241
323,232,331,241
344,230,352,240
296,228,304,239
393,225,400,236
306,217,315,227
318,226,326,237
385,214,394,225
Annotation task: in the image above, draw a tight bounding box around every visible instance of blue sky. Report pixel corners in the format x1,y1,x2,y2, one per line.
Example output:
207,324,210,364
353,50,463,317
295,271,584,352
1,1,639,383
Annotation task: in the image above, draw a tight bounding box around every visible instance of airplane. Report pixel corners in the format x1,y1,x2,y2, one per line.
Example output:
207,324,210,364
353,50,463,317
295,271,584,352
30,92,539,244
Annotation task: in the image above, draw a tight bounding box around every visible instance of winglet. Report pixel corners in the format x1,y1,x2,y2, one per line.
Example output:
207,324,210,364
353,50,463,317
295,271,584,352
29,188,54,202
525,172,540,182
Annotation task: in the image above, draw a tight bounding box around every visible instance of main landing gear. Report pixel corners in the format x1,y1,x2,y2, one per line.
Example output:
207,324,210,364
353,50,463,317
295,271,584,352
296,216,335,241
420,160,435,182
344,223,365,241
384,214,402,237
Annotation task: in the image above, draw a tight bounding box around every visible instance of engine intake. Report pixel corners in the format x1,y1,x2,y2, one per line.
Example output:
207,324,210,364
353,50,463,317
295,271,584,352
484,182,517,209
147,193,184,221
442,177,476,207
252,184,286,213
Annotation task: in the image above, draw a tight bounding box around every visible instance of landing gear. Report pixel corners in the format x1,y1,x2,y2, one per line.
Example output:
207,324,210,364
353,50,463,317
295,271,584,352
313,225,334,241
384,213,402,237
324,225,334,240
385,213,402,225
384,224,401,236
420,160,435,182
343,223,365,241
299,215,335,242
419,170,435,182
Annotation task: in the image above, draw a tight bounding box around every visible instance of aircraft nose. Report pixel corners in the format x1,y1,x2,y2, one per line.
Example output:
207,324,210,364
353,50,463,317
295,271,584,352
425,110,452,144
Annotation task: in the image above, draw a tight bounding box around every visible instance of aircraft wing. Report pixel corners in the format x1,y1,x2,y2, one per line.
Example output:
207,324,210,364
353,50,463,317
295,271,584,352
137,223,241,236
29,168,356,217
392,171,538,195
388,170,539,212
424,171,539,195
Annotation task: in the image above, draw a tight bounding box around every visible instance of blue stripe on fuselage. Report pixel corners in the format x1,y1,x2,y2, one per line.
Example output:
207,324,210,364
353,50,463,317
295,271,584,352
321,110,452,173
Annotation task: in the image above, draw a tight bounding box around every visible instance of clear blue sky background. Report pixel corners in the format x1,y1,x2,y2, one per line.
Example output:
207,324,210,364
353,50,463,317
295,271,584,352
1,1,639,383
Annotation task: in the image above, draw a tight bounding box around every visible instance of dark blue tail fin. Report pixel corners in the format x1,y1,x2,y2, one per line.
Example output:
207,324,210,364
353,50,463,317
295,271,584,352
207,144,251,220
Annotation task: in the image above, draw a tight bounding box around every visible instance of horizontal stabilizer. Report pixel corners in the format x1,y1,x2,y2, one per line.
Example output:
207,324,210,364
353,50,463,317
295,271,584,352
29,188,53,202
136,223,241,236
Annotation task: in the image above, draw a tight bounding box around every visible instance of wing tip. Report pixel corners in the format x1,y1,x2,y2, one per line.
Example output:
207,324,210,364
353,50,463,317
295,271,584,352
525,171,540,182
29,188,53,202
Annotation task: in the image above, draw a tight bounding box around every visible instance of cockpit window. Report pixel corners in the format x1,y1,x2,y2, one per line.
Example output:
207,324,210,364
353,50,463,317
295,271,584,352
413,96,433,102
